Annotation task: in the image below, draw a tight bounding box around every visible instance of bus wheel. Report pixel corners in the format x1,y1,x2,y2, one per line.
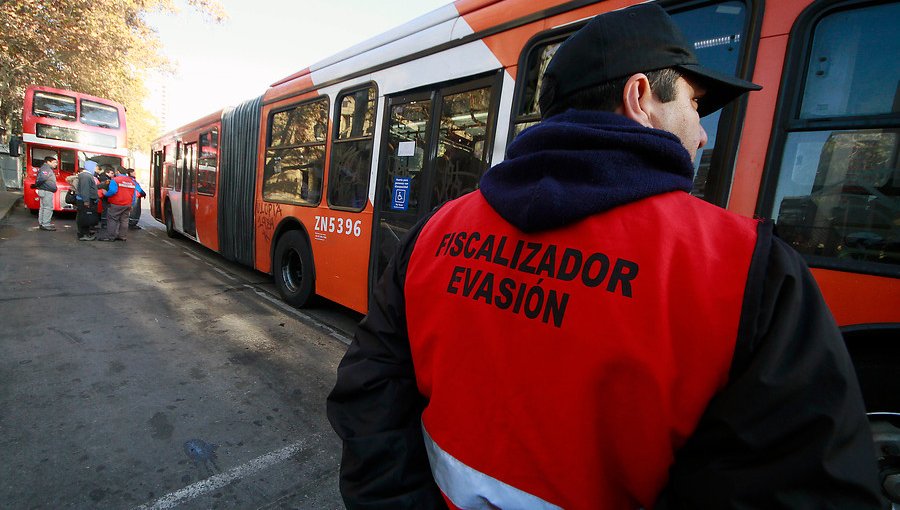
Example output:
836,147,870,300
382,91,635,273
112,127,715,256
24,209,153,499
164,202,177,238
871,414,900,505
274,230,314,308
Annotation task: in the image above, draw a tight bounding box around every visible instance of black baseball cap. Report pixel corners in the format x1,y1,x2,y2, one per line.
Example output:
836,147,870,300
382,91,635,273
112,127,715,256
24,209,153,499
539,3,761,117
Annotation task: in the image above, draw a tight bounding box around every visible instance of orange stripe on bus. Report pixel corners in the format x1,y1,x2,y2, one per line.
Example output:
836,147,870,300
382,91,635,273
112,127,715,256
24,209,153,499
263,70,315,103
727,33,788,218
453,0,505,17
466,0,635,82
811,268,900,328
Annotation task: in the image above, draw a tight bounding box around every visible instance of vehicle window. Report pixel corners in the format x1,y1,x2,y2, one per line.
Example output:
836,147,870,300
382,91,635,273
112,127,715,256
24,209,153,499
164,145,175,189
432,87,492,207
511,1,749,201
263,98,329,206
382,100,431,216
80,100,120,128
799,4,900,119
512,40,562,137
198,130,218,196
770,2,900,269
174,143,183,192
30,147,57,169
33,92,76,121
35,124,117,149
328,86,376,210
152,150,163,189
80,153,123,170
670,1,747,199
374,74,499,283
59,149,77,174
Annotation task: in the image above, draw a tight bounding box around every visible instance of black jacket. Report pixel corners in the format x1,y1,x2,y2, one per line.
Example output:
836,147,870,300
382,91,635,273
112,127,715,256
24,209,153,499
35,163,57,192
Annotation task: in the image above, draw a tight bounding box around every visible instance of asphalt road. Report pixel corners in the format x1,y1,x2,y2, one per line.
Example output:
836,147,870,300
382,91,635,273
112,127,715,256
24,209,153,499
0,203,363,509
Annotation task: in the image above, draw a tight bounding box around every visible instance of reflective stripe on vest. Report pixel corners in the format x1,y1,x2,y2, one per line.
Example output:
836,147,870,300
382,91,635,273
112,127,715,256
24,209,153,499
423,424,563,510
405,190,759,508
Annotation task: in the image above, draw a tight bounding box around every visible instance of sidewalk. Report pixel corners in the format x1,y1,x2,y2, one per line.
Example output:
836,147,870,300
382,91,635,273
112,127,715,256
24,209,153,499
0,189,23,221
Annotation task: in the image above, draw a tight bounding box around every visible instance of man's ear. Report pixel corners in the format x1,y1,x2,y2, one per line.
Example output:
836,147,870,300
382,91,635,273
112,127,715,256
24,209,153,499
617,73,654,127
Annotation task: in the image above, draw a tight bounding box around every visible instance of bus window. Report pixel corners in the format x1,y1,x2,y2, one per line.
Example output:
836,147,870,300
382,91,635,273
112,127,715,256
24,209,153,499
512,40,562,138
382,99,431,217
669,1,747,200
183,142,197,237
432,87,492,207
769,2,900,270
263,98,329,206
374,74,500,283
59,149,77,174
198,129,218,196
511,1,749,202
164,145,175,189
80,152,123,170
80,99,121,129
30,147,57,169
328,85,376,211
174,142,183,192
799,6,900,119
32,91,76,121
152,149,163,214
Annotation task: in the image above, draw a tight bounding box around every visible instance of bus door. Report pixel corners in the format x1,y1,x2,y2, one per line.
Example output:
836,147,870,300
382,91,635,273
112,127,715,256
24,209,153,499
58,149,77,210
182,142,197,238
371,73,501,289
25,146,59,211
152,150,162,218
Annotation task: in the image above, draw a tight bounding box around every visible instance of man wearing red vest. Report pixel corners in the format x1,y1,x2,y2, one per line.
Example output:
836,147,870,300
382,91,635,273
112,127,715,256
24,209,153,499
328,4,886,509
98,167,136,242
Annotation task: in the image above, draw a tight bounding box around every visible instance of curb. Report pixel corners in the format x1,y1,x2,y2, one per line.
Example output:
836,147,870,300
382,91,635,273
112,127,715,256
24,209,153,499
0,191,23,221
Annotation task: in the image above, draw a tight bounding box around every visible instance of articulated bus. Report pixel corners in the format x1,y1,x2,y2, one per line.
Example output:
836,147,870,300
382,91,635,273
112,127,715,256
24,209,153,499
151,0,899,464
22,85,129,213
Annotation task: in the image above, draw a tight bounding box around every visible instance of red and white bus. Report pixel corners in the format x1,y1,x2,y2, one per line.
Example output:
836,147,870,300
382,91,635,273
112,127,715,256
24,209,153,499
151,0,900,443
22,85,129,213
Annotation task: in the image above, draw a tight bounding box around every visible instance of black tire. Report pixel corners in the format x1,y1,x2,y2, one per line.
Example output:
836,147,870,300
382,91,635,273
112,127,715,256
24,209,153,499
164,202,178,238
273,230,315,308
871,414,900,504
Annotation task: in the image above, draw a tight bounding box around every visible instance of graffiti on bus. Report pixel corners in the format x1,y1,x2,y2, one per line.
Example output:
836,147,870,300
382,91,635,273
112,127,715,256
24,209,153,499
255,201,283,244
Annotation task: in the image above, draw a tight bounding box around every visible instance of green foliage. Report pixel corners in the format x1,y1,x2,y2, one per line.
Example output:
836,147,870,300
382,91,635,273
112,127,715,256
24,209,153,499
0,0,226,154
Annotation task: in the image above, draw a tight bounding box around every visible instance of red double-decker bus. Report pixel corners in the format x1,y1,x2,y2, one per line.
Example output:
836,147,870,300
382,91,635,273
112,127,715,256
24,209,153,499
21,85,129,213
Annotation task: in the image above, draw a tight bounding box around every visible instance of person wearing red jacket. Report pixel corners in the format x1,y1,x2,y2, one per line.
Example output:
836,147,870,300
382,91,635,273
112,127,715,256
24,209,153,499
327,4,886,510
97,167,136,242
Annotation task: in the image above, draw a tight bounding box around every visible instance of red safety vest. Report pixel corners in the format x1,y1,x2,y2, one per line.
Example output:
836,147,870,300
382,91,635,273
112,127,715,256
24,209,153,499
404,190,759,509
107,175,136,207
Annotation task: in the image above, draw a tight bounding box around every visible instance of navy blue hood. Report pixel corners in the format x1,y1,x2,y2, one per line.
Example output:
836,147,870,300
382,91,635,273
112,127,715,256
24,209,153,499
479,110,695,232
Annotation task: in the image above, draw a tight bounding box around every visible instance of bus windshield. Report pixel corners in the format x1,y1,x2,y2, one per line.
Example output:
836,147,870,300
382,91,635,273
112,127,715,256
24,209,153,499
81,99,121,128
33,91,77,121
82,152,125,169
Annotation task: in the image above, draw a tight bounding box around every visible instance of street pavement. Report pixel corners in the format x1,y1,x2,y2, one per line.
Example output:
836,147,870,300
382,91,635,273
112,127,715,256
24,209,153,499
0,202,351,509
0,188,21,221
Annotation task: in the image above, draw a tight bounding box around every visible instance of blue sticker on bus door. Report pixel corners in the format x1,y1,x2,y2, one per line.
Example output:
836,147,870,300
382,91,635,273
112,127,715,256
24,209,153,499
392,177,410,211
